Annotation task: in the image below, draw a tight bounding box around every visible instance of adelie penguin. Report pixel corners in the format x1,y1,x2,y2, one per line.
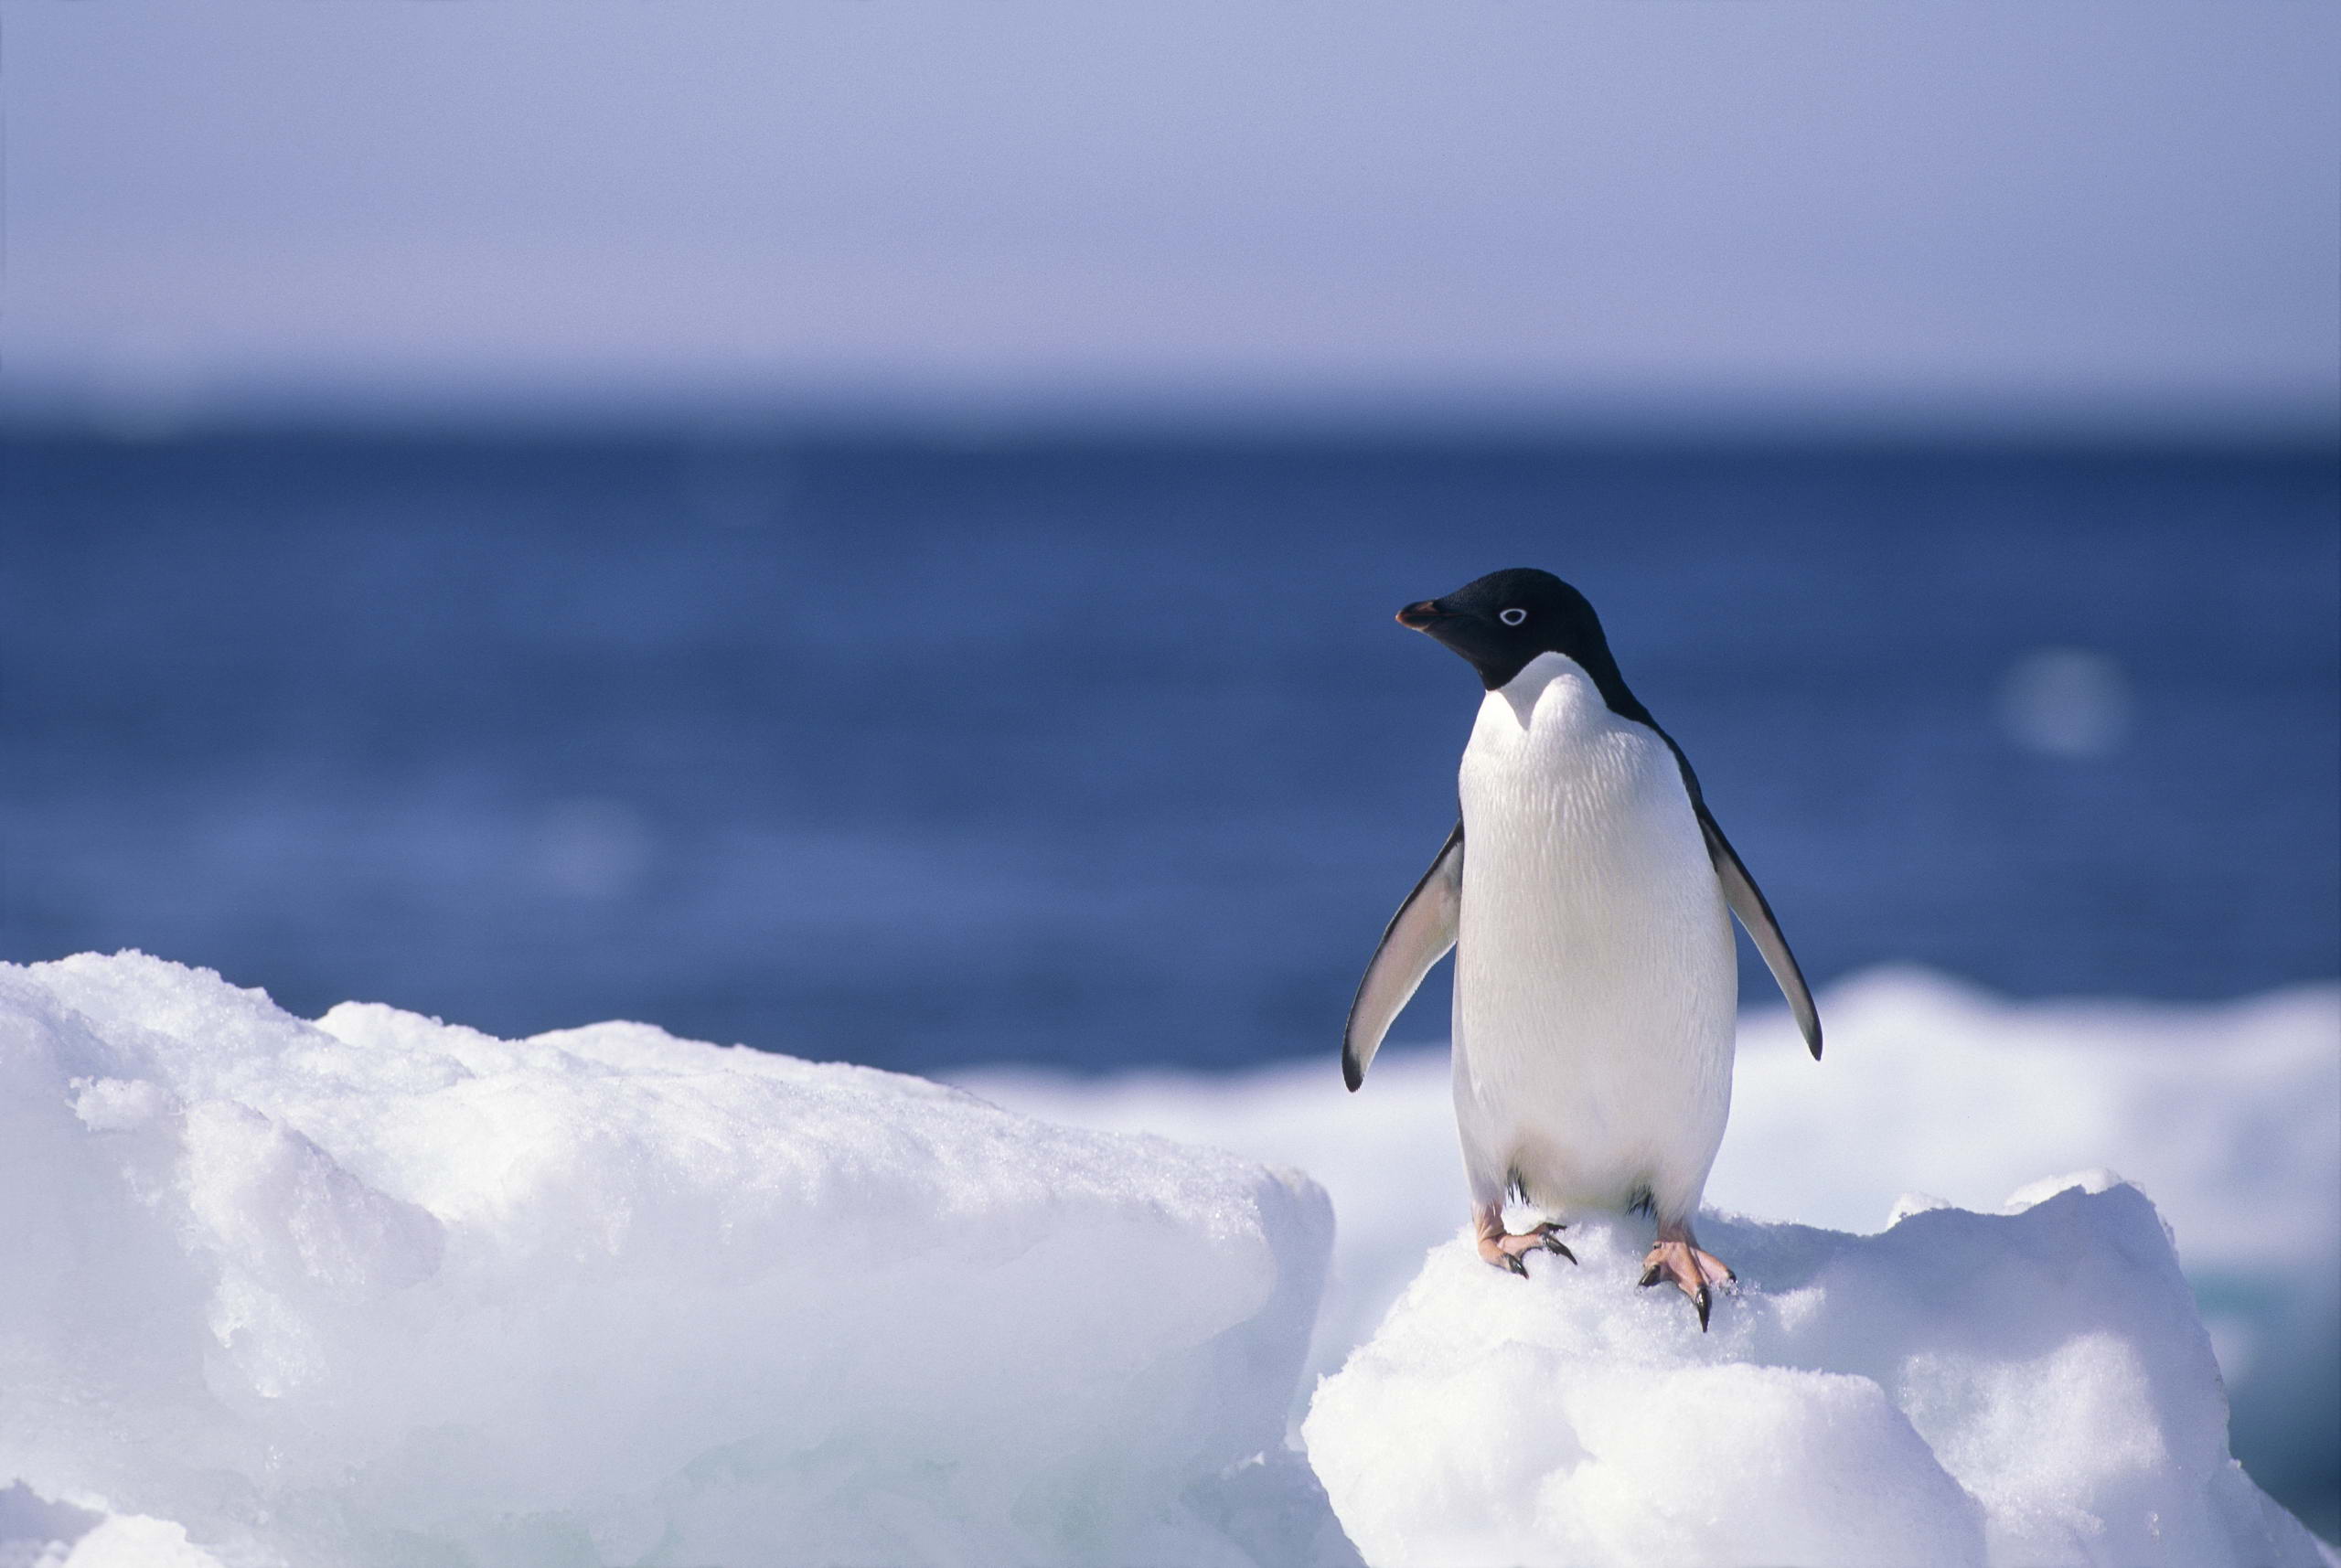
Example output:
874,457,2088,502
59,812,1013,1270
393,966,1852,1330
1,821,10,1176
1344,568,1823,1329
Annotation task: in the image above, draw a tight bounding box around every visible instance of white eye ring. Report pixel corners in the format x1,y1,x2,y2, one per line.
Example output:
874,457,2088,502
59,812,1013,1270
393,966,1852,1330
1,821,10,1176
1499,607,1527,626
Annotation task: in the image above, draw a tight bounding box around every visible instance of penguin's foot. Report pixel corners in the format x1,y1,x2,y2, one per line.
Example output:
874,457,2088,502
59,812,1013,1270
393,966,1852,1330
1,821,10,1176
1639,1240,1735,1330
1474,1207,1576,1276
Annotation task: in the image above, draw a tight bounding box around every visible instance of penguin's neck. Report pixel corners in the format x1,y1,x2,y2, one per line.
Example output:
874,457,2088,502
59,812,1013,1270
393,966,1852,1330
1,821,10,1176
1489,651,1606,731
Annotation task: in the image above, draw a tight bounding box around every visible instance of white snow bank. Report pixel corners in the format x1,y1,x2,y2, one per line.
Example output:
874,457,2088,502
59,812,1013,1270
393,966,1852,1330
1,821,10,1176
0,1487,232,1568
957,969,2341,1509
0,953,1348,1568
1302,1182,2332,1568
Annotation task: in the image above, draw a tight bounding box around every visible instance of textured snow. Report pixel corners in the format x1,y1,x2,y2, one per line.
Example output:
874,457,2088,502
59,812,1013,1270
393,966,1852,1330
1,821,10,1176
1303,1186,2330,1568
0,953,1343,1568
961,969,2341,1495
5,952,2331,1567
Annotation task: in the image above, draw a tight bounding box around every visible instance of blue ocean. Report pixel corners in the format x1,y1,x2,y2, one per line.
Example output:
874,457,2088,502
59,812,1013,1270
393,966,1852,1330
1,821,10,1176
5,429,2336,1072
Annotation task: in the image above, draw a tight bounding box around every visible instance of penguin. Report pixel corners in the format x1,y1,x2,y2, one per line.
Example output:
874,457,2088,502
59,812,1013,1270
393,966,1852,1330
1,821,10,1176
1343,568,1821,1328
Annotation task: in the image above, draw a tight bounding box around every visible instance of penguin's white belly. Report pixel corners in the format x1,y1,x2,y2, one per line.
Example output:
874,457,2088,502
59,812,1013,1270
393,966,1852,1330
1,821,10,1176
1451,656,1737,1221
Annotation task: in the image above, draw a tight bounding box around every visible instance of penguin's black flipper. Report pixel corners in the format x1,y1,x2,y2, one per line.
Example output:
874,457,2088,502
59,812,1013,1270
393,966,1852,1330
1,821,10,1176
1652,732,1823,1061
1696,809,1823,1061
1343,822,1464,1090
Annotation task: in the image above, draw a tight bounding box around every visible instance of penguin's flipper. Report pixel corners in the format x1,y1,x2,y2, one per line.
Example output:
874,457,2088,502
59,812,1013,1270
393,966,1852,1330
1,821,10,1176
1697,810,1823,1060
1342,822,1464,1090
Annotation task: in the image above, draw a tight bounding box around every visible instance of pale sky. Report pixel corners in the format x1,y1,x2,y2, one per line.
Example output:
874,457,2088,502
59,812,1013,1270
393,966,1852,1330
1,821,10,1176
9,2,2337,434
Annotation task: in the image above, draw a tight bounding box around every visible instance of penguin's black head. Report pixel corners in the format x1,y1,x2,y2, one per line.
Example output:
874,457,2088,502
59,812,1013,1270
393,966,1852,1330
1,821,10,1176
1396,568,1630,699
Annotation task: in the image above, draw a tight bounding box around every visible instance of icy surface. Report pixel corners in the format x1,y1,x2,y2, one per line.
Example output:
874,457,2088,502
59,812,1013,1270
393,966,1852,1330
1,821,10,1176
7,952,2331,1567
1302,1185,2330,1568
0,953,1342,1568
959,967,2341,1518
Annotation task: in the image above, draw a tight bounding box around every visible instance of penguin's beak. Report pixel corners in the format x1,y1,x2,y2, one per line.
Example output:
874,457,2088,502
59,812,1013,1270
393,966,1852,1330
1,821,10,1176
1395,599,1446,630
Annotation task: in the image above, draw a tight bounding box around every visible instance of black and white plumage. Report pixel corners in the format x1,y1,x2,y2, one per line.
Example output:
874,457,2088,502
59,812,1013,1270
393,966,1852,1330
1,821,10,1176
1344,568,1820,1327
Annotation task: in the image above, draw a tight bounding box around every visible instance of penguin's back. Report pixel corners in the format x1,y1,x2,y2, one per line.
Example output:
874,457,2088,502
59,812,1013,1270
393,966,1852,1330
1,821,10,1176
1452,652,1737,1218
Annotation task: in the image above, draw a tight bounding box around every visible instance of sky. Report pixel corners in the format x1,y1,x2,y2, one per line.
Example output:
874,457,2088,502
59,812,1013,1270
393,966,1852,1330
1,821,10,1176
7,2,2337,435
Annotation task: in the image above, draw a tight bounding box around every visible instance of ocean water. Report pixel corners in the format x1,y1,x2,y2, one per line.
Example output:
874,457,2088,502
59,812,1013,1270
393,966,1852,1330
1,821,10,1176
4,428,2335,1072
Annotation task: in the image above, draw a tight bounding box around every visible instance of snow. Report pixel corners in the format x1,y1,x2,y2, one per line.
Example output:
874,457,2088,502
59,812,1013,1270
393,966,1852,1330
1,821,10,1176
959,969,2341,1487
5,951,2332,1567
0,953,1344,1568
5,1507,232,1568
1302,1187,2331,1568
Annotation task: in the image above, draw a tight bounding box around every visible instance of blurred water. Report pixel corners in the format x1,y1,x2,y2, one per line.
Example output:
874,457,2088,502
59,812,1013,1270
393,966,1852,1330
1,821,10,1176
4,429,2336,1072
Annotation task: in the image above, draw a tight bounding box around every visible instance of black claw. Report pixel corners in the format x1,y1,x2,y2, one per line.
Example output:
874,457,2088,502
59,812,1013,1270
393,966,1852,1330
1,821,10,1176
1693,1286,1712,1332
1638,1264,1662,1289
1548,1241,1577,1264
1502,1253,1529,1277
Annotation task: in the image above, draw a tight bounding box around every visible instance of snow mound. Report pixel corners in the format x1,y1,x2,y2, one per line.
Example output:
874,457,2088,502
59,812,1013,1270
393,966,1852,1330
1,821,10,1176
1302,1181,2331,1568
958,971,2341,1524
0,953,1345,1568
0,1491,232,1568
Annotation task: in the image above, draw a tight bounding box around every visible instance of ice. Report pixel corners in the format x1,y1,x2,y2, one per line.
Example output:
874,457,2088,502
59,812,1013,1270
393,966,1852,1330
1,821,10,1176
959,968,2341,1520
1300,1183,2333,1568
6,950,2331,1566
0,953,1343,1568
53,1514,230,1568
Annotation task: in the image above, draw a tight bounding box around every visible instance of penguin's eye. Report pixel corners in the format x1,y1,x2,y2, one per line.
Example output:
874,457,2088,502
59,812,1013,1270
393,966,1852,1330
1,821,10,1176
1499,608,1527,626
